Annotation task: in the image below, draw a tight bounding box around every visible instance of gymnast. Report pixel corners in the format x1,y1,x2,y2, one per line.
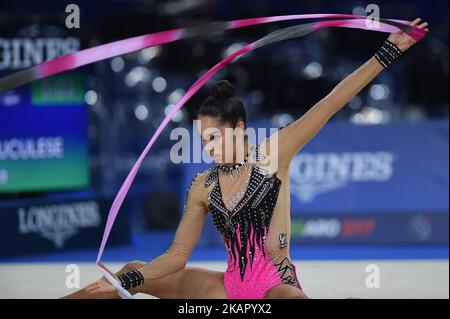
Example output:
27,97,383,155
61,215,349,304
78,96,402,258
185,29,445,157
63,18,428,299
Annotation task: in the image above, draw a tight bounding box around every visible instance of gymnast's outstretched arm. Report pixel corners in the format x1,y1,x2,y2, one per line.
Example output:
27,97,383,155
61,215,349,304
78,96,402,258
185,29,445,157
268,18,429,168
129,174,208,279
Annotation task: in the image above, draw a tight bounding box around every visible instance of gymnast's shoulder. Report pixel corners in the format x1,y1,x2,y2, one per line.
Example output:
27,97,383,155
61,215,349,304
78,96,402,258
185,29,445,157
187,166,217,192
184,167,216,212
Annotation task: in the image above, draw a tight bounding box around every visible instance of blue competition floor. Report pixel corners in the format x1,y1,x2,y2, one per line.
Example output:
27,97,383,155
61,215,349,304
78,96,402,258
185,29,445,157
0,232,448,263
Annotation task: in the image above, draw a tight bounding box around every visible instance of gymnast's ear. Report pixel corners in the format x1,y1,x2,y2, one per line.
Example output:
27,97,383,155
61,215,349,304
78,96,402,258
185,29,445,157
235,119,246,131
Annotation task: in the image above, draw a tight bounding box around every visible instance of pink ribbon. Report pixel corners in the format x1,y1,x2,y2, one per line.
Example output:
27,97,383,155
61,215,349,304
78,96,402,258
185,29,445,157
0,14,426,298
89,16,425,299
0,14,425,92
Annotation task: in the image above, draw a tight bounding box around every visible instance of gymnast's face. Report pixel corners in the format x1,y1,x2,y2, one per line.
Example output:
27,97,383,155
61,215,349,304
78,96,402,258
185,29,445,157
196,115,246,165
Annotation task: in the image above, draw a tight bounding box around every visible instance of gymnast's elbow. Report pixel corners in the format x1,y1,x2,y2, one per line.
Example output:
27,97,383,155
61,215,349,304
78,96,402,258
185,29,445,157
169,250,190,271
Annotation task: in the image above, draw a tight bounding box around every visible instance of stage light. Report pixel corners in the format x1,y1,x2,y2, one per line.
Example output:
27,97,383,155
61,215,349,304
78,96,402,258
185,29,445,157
164,104,184,122
152,76,167,92
271,113,294,128
111,57,124,72
222,42,247,60
135,104,149,121
303,61,323,80
348,95,363,110
125,66,150,87
352,6,366,16
370,84,390,100
138,46,161,64
167,89,185,104
84,90,98,105
351,106,385,125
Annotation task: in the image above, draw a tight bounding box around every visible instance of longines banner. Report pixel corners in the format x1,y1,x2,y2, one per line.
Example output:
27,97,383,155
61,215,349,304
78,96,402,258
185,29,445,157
290,212,448,244
0,198,131,257
0,37,80,70
198,211,449,245
183,119,449,245
287,119,449,214
0,25,88,193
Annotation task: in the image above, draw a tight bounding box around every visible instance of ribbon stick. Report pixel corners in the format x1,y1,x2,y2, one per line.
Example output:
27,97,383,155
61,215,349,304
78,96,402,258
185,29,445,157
92,17,426,298
0,14,425,93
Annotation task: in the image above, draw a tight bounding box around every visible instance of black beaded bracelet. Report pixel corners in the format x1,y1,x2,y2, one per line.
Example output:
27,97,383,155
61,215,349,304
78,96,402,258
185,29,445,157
374,39,403,68
117,269,145,290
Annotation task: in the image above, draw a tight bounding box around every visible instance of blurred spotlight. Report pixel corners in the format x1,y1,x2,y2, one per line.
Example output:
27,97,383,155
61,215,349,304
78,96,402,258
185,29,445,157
370,84,390,100
84,90,98,105
164,104,184,122
135,104,149,121
167,88,185,104
271,113,294,128
111,57,124,72
279,113,294,127
125,66,150,87
152,77,167,92
348,95,363,110
223,42,247,60
351,106,386,125
352,6,366,16
303,62,323,80
138,46,161,64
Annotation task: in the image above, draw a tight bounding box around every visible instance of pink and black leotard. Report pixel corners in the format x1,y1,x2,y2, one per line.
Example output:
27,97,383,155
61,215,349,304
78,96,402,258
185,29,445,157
202,142,302,298
131,132,304,299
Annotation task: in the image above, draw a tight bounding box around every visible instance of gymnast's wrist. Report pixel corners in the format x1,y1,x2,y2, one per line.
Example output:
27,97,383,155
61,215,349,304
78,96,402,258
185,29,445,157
117,269,145,291
373,39,403,68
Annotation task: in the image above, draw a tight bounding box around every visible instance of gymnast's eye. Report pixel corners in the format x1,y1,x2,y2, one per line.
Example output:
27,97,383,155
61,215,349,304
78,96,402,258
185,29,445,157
202,133,220,143
201,136,213,144
210,134,221,141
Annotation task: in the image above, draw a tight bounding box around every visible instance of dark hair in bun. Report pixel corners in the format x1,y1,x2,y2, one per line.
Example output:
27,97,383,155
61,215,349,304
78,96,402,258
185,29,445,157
212,80,234,100
197,80,247,128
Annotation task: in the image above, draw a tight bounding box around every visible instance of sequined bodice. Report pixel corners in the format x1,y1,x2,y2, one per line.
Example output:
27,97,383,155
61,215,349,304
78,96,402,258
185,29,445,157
206,163,283,278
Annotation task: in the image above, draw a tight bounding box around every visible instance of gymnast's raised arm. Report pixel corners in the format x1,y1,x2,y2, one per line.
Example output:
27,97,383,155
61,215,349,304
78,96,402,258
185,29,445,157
269,18,429,168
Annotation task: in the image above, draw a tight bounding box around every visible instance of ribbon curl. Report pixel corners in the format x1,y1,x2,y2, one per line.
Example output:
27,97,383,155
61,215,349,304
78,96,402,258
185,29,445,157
0,14,424,93
0,14,426,299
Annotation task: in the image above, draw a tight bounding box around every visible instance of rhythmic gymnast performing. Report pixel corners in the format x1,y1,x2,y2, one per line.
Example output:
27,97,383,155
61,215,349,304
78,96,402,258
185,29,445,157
60,17,429,299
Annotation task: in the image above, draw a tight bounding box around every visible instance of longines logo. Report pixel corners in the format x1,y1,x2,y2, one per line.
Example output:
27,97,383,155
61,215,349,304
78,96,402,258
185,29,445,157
290,151,395,202
17,201,101,248
0,37,80,70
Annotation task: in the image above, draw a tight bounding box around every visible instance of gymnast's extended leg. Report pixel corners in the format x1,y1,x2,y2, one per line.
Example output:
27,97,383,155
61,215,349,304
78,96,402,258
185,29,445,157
62,260,227,299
